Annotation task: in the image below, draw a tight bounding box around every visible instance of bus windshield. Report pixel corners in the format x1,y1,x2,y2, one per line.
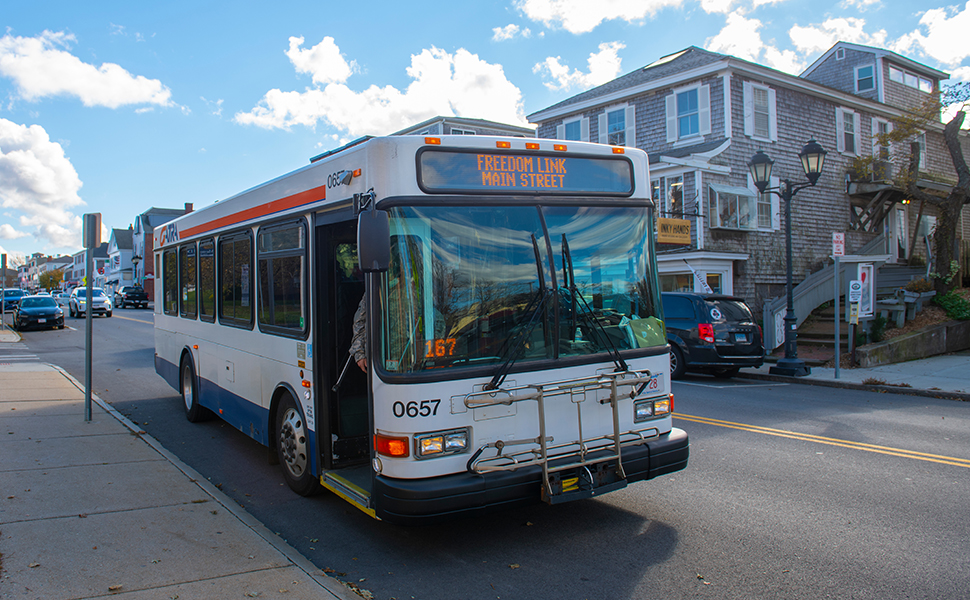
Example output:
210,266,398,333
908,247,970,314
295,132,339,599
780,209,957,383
380,204,665,374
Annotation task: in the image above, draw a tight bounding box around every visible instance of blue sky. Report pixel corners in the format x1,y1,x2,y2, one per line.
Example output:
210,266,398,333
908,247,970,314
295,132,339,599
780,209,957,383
2,0,968,261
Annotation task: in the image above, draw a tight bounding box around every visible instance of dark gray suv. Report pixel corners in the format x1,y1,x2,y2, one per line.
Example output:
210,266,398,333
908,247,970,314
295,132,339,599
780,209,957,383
662,292,764,379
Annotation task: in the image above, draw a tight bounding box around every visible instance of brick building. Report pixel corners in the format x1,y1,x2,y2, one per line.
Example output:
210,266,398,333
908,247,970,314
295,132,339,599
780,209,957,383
527,42,969,316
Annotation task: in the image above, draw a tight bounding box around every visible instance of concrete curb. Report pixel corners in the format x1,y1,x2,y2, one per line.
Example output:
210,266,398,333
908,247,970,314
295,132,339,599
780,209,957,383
49,363,361,600
739,370,970,402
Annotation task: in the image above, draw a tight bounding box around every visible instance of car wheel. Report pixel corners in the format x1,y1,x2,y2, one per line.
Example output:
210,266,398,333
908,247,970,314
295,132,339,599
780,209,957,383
669,345,686,380
181,356,211,423
106,311,112,317
713,367,740,379
276,393,321,496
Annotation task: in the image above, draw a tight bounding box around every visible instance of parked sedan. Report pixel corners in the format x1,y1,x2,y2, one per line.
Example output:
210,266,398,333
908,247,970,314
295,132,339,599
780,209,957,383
12,295,65,330
69,287,113,318
662,292,764,379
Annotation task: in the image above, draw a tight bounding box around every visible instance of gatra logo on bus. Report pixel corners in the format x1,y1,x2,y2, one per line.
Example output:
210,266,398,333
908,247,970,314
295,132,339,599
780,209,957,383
159,223,180,247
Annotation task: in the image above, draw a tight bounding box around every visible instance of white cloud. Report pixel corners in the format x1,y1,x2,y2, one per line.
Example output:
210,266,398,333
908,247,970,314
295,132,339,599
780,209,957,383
839,0,881,9
892,3,970,67
515,0,684,34
949,66,970,83
789,17,887,56
533,41,625,91
0,30,174,109
0,223,28,240
492,24,532,41
763,46,806,75
235,41,526,136
0,119,84,249
285,36,356,85
705,13,763,61
699,0,735,14
704,13,807,74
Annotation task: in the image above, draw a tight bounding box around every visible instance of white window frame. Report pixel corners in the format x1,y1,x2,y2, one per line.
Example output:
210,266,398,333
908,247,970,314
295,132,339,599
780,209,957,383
665,84,711,144
666,175,684,217
872,118,892,160
836,48,845,60
597,105,636,148
708,183,759,231
450,128,476,135
836,108,861,155
747,173,780,231
855,64,875,93
916,132,926,169
743,81,777,142
557,117,589,142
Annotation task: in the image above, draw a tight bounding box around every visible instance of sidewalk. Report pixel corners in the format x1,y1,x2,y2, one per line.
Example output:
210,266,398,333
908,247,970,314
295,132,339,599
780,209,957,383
743,350,970,401
0,326,357,600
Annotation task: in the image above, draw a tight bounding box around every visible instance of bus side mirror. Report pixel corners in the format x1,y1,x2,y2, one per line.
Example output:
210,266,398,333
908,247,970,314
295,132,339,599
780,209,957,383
358,209,390,272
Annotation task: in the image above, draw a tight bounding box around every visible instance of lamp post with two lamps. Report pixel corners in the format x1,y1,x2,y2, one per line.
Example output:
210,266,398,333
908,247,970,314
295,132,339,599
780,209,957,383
748,139,827,377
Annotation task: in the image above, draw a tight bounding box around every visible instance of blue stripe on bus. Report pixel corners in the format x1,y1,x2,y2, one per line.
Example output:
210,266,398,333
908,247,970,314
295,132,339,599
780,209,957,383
156,355,319,475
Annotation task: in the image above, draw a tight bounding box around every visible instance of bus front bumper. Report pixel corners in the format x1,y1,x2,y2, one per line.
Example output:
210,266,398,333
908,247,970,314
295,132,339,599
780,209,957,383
373,427,688,525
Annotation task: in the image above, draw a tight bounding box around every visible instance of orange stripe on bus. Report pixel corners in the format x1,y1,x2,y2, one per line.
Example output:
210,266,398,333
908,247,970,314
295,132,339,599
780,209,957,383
178,184,327,240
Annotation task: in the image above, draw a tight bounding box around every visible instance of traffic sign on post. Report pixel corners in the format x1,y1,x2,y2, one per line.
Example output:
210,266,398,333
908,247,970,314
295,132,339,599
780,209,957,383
832,232,845,257
848,279,863,303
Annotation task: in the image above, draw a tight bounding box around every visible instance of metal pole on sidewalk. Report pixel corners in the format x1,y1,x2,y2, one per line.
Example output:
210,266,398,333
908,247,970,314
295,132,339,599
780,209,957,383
834,255,840,379
82,214,101,422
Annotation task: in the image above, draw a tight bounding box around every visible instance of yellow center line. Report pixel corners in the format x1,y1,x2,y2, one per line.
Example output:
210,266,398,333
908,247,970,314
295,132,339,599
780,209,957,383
675,412,970,469
110,314,153,324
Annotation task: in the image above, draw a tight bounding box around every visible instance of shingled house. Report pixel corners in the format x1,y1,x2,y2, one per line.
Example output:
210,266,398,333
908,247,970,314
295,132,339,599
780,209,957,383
527,42,968,318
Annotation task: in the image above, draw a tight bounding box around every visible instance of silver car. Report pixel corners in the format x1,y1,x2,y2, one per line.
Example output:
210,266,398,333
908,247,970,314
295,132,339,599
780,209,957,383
69,287,113,318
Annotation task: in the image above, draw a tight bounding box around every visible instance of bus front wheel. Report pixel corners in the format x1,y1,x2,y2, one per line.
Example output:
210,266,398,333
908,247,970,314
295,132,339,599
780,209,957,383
275,393,321,496
181,357,210,423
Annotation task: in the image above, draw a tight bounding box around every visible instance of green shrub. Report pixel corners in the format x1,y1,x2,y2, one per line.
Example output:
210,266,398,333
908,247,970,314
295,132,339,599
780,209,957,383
870,314,888,343
934,291,970,320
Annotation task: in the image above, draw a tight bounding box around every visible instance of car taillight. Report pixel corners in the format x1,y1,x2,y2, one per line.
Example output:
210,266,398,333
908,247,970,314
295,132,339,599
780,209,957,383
698,323,715,344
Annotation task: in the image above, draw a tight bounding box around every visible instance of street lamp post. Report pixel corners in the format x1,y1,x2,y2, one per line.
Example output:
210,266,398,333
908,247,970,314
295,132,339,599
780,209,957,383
749,139,827,377
131,254,141,286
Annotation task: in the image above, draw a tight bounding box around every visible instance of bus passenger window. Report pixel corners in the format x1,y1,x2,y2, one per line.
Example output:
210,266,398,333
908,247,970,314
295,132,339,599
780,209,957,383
198,239,216,322
257,221,306,335
163,249,178,316
219,232,253,327
179,243,197,319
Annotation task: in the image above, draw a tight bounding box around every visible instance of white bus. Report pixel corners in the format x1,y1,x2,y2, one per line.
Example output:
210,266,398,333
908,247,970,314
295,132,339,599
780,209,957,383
154,135,688,524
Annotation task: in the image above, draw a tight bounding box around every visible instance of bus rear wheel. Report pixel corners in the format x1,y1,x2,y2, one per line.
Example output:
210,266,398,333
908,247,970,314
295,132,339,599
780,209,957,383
275,393,321,496
181,357,210,423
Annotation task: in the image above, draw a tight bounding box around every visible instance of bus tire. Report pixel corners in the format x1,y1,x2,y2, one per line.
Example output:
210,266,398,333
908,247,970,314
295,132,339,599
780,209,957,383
181,356,210,423
669,345,686,380
275,393,321,496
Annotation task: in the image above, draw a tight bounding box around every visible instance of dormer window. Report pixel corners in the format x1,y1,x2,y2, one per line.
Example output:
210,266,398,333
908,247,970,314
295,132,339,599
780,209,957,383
856,65,875,92
889,66,934,92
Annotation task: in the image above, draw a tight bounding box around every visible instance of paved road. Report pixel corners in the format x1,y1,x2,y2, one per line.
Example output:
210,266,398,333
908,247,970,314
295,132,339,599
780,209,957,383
14,312,970,599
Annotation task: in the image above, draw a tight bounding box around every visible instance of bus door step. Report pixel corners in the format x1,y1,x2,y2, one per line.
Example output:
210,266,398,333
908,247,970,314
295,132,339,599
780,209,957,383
322,471,375,517
541,464,627,505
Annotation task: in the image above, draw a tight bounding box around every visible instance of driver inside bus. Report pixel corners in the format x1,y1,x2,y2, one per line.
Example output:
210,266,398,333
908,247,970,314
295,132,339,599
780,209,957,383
350,297,367,373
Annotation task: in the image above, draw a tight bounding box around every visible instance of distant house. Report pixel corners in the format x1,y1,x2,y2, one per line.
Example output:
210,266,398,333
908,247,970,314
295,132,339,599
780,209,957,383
528,42,969,320
106,228,134,294
392,116,535,137
132,205,193,299
65,244,109,290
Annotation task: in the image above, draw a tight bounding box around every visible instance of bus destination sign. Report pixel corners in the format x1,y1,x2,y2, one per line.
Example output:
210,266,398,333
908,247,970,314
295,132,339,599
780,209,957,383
418,149,633,195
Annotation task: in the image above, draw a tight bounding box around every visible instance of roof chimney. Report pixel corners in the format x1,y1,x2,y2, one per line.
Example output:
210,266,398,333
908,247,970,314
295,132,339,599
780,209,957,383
185,202,193,213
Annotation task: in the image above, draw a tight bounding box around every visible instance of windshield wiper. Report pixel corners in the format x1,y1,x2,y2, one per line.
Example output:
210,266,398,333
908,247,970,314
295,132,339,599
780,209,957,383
485,234,549,391
561,234,628,372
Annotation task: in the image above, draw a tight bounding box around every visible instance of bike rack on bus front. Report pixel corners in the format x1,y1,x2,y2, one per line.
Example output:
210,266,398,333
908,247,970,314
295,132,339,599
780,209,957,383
462,370,662,503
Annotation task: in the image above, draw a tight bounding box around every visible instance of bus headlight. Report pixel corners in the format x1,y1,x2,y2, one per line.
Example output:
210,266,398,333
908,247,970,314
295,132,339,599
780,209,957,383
634,394,673,423
414,428,469,459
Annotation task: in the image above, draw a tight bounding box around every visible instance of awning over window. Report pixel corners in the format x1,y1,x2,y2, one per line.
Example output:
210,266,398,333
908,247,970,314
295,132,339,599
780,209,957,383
709,183,756,198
